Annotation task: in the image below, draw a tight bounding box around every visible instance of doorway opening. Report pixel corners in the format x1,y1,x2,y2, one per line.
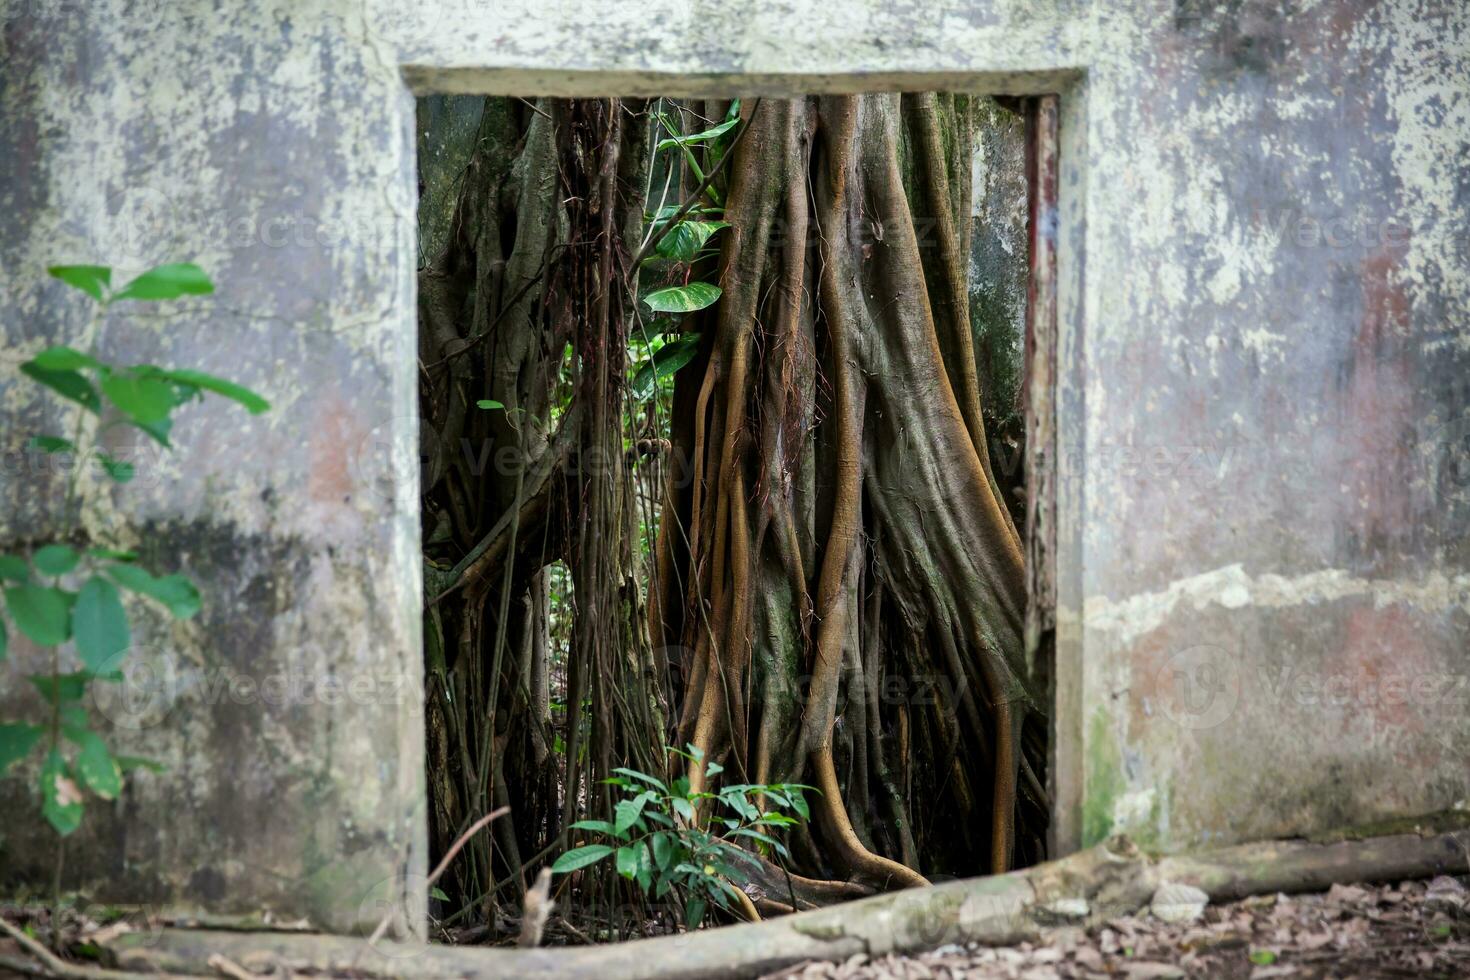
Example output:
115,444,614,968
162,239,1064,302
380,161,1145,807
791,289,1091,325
413,91,1059,945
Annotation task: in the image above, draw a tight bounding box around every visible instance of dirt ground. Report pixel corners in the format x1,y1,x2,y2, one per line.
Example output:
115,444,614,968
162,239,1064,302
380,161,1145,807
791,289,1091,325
763,876,1470,980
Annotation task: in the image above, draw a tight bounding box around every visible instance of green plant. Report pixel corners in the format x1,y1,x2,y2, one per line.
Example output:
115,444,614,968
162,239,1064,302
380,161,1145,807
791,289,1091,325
551,744,813,929
627,100,746,402
0,262,269,841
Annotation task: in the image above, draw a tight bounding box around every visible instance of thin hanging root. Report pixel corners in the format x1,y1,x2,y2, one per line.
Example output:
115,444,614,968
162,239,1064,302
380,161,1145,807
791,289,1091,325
811,748,929,889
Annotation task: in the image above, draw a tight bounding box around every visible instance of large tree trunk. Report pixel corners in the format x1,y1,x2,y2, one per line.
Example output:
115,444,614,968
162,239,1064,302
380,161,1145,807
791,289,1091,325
651,94,1046,887
415,91,1045,932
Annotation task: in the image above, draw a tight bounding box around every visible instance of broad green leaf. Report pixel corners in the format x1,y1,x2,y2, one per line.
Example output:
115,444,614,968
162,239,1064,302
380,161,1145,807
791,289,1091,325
642,282,722,314
101,373,176,424
33,544,79,576
111,263,214,302
131,415,173,448
107,565,200,619
631,334,703,400
153,369,269,415
73,577,129,672
48,265,112,302
615,845,640,879
568,819,617,836
29,672,89,703
705,761,724,778
684,897,706,930
65,727,122,801
551,844,614,874
430,887,450,902
651,831,676,870
5,584,70,645
0,555,28,582
20,363,101,413
615,791,656,836
476,399,504,411
29,435,74,453
655,220,730,264
40,749,84,835
99,453,135,483
656,117,738,152
1249,951,1278,966
0,723,43,771
672,797,694,823
611,767,668,792
30,345,101,371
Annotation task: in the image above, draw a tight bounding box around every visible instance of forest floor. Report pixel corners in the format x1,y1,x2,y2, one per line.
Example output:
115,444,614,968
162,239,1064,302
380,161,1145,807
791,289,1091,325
761,875,1470,980
1,875,1467,978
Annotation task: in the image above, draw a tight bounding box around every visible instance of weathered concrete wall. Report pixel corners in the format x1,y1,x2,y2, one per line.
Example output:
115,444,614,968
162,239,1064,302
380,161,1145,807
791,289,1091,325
0,0,1466,933
1059,0,1470,854
0,1,425,933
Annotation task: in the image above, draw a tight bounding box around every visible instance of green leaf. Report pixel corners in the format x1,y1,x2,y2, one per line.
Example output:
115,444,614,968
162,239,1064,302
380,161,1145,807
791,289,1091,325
642,282,722,314
615,845,640,879
672,797,694,823
6,584,71,645
476,399,504,411
29,436,74,453
98,453,135,483
568,819,618,836
89,549,137,563
631,334,703,400
111,263,214,302
1249,951,1278,966
73,576,130,672
684,897,706,930
101,372,176,424
30,345,102,371
615,790,656,836
20,363,101,414
40,749,84,835
107,565,200,619
152,369,269,415
705,761,724,778
655,220,731,264
66,728,122,801
130,415,173,448
551,844,614,874
33,544,79,576
0,723,43,772
651,832,676,870
29,672,88,703
116,755,165,774
611,767,668,793
656,117,738,152
48,265,112,302
0,556,28,582
430,887,450,902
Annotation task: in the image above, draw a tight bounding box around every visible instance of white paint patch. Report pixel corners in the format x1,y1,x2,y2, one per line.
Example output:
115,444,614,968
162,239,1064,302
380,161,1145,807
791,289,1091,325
1083,564,1470,647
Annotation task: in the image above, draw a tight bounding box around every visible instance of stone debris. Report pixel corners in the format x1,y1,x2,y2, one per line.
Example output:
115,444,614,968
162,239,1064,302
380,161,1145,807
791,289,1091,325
762,876,1470,979
1149,882,1209,924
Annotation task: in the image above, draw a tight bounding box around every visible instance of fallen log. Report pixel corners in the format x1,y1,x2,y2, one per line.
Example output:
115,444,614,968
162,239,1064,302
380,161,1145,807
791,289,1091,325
104,827,1469,980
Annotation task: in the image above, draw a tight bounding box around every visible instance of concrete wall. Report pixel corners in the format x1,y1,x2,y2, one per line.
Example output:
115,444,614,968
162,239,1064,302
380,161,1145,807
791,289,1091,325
1,0,1465,932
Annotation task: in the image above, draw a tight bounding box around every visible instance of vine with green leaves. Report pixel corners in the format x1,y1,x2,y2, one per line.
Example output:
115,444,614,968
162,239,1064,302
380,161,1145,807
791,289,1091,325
0,261,268,942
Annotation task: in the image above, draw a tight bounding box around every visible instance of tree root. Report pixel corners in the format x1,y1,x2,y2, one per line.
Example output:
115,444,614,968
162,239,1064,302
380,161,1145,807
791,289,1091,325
101,826,1470,980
